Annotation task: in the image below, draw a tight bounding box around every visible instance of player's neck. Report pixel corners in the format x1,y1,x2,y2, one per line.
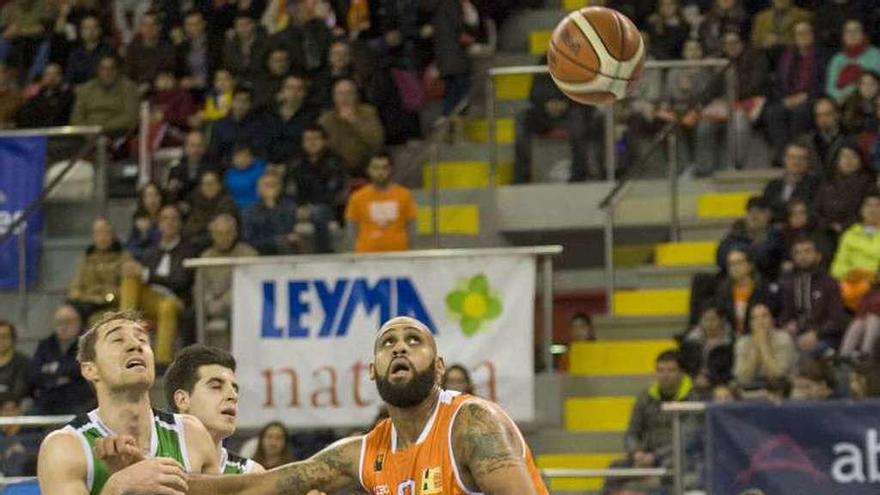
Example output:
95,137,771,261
96,391,153,452
388,388,440,450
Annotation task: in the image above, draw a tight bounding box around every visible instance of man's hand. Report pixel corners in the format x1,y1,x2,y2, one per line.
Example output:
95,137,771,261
784,92,807,109
797,330,819,353
338,106,358,123
105,458,188,495
633,451,655,468
95,436,144,474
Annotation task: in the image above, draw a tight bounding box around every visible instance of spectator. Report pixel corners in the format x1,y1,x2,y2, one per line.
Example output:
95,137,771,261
442,364,474,394
782,198,830,264
761,143,819,222
779,238,847,355
569,313,596,342
269,75,317,165
848,359,880,398
27,304,94,415
797,96,851,179
284,125,344,254
790,358,836,400
253,48,291,111
826,19,880,103
0,394,41,476
763,20,828,162
64,14,113,85
124,10,175,91
182,170,238,251
175,10,220,92
428,0,481,116
269,1,333,78
195,68,235,126
225,142,267,210
318,79,384,175
120,205,197,366
67,218,132,323
0,0,54,77
223,13,269,86
733,303,797,389
345,152,417,253
309,40,354,109
814,144,876,238
645,0,691,60
841,283,880,359
125,182,164,261
716,196,784,281
842,71,880,133
831,193,880,311
699,0,749,56
715,248,779,335
813,1,874,52
242,173,300,255
165,130,215,206
209,86,279,161
15,62,73,127
252,421,295,470
70,55,139,137
149,70,198,145
620,351,693,471
351,45,421,146
199,214,257,340
0,322,28,398
750,0,811,50
513,55,603,183
680,305,734,387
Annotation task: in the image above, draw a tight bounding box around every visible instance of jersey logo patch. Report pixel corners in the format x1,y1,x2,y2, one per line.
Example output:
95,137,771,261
420,467,442,494
374,453,385,472
374,485,390,495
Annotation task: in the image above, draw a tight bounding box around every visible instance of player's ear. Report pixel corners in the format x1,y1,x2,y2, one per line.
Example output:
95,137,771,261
173,389,190,412
368,362,376,381
80,361,98,383
436,356,446,380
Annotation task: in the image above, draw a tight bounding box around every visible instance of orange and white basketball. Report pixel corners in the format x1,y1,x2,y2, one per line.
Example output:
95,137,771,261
547,6,645,106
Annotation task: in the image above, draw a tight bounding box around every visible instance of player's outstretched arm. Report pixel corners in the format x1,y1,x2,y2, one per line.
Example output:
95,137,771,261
187,435,362,495
453,400,540,495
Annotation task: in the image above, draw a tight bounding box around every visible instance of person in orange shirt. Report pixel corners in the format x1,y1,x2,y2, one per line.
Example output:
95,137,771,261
99,316,549,494
346,153,418,252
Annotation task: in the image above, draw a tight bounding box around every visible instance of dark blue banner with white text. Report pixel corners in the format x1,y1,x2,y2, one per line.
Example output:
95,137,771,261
0,137,47,289
708,400,880,494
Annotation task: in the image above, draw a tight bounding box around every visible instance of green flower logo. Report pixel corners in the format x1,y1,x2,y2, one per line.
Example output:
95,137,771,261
445,274,502,336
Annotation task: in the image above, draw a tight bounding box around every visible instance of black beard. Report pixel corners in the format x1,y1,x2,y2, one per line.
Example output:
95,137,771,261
375,361,436,408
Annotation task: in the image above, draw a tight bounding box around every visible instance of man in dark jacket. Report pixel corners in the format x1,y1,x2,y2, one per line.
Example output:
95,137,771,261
780,237,847,355
269,75,317,164
64,14,114,85
164,130,215,204
716,196,785,281
761,142,819,222
15,63,73,127
513,56,603,183
796,96,853,179
175,9,221,94
284,125,344,253
209,86,280,161
124,10,175,91
222,14,269,87
242,173,300,255
26,304,94,415
120,205,197,365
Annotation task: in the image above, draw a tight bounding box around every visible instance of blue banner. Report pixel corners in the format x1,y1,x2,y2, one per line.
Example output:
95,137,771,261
707,400,880,494
0,137,47,289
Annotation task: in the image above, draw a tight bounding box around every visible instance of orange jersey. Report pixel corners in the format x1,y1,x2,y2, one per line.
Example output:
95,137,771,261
359,390,548,495
344,183,418,253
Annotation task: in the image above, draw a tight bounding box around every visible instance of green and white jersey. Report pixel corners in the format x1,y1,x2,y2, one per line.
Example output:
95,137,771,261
64,408,192,495
220,447,257,474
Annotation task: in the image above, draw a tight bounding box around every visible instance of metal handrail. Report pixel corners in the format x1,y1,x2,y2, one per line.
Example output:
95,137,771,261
0,126,101,138
487,58,731,78
542,467,669,478
0,414,74,427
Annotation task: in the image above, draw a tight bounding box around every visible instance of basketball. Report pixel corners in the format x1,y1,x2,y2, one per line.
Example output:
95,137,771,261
547,6,645,106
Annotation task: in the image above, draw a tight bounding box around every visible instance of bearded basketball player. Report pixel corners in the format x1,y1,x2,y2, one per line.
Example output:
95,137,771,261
100,315,548,494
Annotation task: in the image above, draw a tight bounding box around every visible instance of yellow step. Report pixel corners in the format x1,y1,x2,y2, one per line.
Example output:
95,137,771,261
416,205,479,235
565,396,635,432
495,73,533,100
655,241,718,266
697,191,753,219
537,453,621,491
422,161,513,189
613,288,689,316
464,118,514,144
529,30,552,55
569,340,677,375
613,244,655,268
562,0,590,10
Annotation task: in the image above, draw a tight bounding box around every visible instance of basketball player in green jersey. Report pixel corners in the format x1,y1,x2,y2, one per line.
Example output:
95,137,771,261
163,344,264,475
37,310,220,495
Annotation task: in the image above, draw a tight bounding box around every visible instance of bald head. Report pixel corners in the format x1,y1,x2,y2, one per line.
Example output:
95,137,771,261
374,316,436,355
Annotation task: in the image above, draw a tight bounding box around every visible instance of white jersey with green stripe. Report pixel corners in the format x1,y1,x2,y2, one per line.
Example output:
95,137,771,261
219,446,257,474
63,408,192,495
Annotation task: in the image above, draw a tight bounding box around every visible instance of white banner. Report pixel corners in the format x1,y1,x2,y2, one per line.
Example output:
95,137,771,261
231,253,536,428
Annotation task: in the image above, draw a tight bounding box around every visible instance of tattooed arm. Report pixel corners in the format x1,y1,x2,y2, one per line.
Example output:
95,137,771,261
187,436,363,495
452,400,540,494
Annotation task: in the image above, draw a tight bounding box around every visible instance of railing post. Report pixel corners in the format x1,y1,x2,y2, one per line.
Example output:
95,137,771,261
194,268,206,345
604,103,615,182
17,222,26,330
430,143,440,248
96,135,108,215
540,255,554,373
138,101,150,187
603,205,615,314
486,74,497,185
725,65,738,171
672,411,684,495
667,132,680,242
